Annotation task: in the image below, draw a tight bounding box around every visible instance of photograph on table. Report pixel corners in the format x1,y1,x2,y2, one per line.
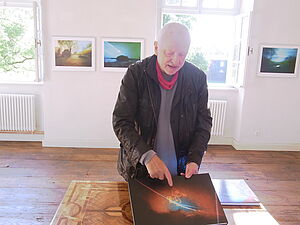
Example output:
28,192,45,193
53,37,95,71
101,38,144,72
128,173,228,225
258,44,299,77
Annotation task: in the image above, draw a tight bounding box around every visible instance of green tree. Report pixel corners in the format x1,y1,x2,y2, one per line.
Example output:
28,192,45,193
0,8,35,72
58,40,77,53
162,14,208,71
187,48,209,72
163,14,196,29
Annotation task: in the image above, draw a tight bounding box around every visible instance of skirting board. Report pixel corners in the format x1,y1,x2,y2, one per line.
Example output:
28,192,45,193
210,137,300,151
42,138,119,148
209,136,233,145
44,136,233,148
232,139,300,151
0,133,43,141
5,135,298,151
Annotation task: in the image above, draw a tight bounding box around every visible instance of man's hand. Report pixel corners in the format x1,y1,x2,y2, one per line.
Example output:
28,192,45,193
180,162,199,178
145,155,173,186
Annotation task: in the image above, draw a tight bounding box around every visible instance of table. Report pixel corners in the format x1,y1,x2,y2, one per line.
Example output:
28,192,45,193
50,181,279,225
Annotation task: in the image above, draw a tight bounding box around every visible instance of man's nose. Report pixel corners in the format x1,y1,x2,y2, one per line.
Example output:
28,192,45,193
170,54,181,65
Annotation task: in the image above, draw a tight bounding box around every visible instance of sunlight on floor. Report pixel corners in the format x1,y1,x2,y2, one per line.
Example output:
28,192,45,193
225,208,280,225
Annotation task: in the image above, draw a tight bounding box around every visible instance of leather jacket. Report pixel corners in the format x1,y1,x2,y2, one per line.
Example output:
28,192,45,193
112,55,212,181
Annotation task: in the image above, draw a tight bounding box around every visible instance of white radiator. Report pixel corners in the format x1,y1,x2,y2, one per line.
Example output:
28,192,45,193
0,94,36,132
208,100,227,136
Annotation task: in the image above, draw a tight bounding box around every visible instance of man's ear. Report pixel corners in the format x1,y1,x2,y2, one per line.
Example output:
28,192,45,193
154,41,158,55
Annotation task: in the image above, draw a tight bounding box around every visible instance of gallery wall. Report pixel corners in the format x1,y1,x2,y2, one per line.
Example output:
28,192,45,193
41,0,241,148
234,0,300,150
42,0,158,147
0,0,299,150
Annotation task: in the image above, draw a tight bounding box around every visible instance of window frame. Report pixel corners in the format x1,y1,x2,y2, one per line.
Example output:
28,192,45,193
162,0,241,15
159,0,253,88
0,0,43,83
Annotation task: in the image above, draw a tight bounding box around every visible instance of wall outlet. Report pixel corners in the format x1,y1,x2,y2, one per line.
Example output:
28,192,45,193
254,130,261,136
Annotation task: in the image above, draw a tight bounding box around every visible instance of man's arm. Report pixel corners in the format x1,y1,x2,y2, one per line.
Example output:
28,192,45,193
113,66,152,167
113,66,173,186
187,72,212,168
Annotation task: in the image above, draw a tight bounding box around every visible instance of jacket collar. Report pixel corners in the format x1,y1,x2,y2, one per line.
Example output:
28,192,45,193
145,54,159,83
144,55,193,108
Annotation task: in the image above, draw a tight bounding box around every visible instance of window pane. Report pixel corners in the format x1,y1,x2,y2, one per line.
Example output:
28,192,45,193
0,7,36,82
192,15,235,83
165,0,181,6
163,13,236,84
202,0,235,9
182,0,198,7
219,0,235,9
202,0,218,8
207,59,227,83
163,14,197,30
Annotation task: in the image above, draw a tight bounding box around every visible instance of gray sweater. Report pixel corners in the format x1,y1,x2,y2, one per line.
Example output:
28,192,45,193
139,73,178,175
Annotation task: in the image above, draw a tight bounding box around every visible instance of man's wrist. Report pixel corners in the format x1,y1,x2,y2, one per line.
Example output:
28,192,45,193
139,150,157,165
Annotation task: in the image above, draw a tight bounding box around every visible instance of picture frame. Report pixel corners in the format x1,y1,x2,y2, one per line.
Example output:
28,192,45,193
258,44,299,77
52,37,95,71
101,38,144,72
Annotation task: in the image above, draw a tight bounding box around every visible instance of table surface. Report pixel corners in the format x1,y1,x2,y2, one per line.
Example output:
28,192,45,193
50,181,279,225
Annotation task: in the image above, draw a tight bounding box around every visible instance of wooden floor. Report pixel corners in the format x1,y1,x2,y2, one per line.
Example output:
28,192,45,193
0,142,299,225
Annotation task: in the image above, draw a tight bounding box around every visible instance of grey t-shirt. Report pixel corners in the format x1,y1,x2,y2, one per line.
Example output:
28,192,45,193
154,81,177,175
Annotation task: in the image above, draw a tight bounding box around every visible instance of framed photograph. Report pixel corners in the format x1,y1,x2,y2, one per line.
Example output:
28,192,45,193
258,45,299,77
53,37,95,71
101,38,144,72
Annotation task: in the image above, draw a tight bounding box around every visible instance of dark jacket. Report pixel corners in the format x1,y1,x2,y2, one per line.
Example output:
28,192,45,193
112,55,212,181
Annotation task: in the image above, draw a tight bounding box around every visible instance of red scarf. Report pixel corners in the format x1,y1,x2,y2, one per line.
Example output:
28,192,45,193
156,61,178,90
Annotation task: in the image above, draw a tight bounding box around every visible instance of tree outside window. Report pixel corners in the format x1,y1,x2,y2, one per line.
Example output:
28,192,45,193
162,12,236,84
0,6,36,82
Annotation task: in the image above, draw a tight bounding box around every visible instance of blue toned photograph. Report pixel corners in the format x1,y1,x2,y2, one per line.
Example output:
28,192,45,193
103,39,143,69
260,47,298,74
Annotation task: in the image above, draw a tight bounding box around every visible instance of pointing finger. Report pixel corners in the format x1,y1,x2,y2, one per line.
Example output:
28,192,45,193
164,168,173,187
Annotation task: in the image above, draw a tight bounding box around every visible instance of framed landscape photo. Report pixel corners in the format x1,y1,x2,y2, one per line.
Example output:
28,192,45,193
53,37,95,71
101,38,144,72
258,44,299,77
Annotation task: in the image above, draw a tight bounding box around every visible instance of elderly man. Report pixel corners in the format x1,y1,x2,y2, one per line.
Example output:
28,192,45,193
113,23,212,187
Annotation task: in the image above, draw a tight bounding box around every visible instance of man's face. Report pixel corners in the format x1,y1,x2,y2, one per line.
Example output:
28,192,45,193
155,39,189,75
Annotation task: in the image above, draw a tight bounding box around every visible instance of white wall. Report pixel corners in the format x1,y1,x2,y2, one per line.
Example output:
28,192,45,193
41,0,240,148
209,88,238,144
1,0,299,151
42,0,157,147
233,0,300,150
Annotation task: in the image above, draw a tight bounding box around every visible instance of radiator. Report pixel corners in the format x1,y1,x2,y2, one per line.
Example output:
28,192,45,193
0,94,36,132
208,100,227,136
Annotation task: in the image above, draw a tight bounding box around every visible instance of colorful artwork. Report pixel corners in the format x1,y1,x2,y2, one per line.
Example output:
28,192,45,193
258,45,299,77
53,37,95,71
50,181,132,225
212,179,260,206
102,38,143,72
129,174,228,225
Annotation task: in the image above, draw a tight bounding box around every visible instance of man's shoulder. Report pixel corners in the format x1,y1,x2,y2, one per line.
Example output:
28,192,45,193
127,55,155,73
121,55,156,87
182,61,207,80
183,61,205,75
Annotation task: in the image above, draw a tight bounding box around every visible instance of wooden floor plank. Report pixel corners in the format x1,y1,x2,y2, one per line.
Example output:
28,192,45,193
0,141,299,225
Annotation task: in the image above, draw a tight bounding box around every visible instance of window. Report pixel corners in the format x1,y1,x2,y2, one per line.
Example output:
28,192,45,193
202,0,236,10
160,0,252,86
0,0,42,83
164,0,199,9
